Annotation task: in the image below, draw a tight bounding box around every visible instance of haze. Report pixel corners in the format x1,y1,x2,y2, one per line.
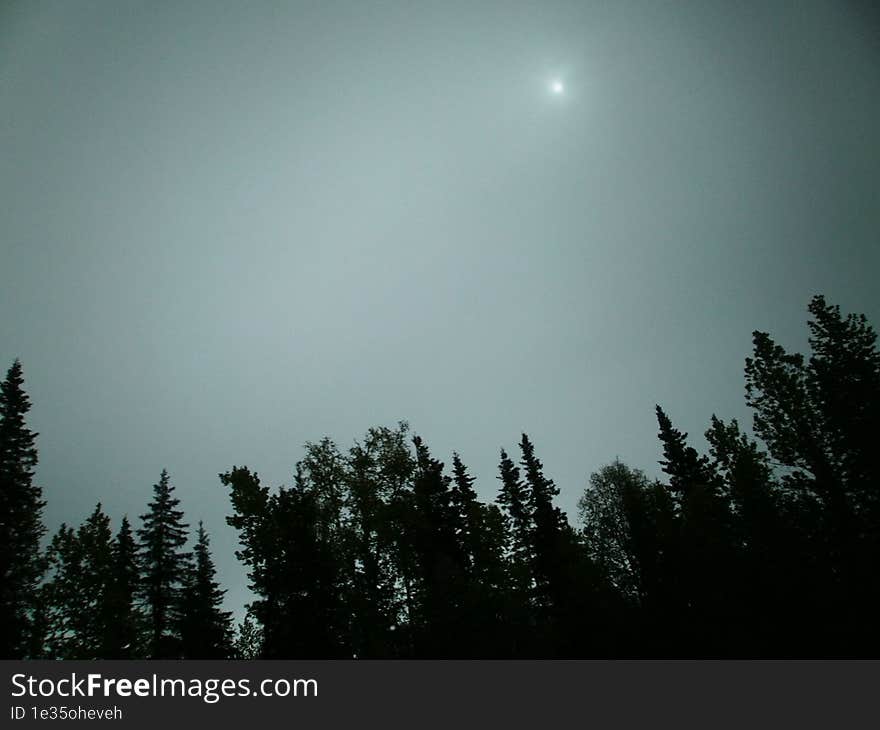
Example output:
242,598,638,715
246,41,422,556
2,0,879,617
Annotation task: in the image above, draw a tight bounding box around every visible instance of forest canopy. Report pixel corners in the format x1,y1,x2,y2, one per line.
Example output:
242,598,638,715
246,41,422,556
1,295,878,658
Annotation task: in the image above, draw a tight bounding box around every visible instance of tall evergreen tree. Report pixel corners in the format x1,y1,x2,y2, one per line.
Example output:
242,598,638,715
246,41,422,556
450,453,480,573
496,448,531,567
0,360,45,657
654,407,737,654
180,522,234,658
517,433,598,655
518,434,569,567
42,505,114,658
105,516,143,658
745,296,880,651
41,524,82,658
137,469,190,658
495,447,533,654
450,453,510,656
409,436,463,656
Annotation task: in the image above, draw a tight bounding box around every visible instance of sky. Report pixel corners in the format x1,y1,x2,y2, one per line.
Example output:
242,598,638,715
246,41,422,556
2,0,879,618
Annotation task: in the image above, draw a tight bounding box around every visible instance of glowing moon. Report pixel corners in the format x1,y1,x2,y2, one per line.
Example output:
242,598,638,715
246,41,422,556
551,80,564,95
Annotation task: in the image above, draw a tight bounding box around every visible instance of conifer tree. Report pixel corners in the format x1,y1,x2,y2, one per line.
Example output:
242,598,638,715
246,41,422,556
654,408,736,653
744,296,880,650
495,447,533,652
409,436,463,656
42,524,81,658
517,434,592,654
137,469,190,658
0,360,45,657
450,453,509,656
42,505,114,658
519,434,568,553
450,453,480,574
496,448,531,566
105,516,143,658
180,523,234,658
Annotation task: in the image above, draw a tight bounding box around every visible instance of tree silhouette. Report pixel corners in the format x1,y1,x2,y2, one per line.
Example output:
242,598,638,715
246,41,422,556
180,522,234,658
450,453,509,656
233,613,263,659
105,515,144,658
0,360,45,657
745,295,880,652
654,407,738,654
4,294,880,658
137,469,191,658
42,505,117,658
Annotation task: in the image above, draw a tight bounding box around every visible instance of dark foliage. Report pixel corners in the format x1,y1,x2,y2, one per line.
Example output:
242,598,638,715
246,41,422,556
5,295,880,657
180,523,234,658
137,469,191,658
0,361,45,657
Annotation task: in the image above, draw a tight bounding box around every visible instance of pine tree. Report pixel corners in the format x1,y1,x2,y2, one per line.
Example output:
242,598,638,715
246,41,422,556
495,446,533,653
517,434,589,654
450,453,510,656
654,407,735,653
78,504,114,654
496,448,531,566
180,522,234,658
42,505,114,658
105,516,143,658
0,360,45,657
409,436,463,656
744,296,880,651
137,469,190,658
518,434,568,549
42,524,81,657
806,296,880,505
655,406,718,500
450,453,480,574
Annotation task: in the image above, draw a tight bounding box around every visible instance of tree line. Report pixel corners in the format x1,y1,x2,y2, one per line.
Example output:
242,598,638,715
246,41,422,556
1,295,879,657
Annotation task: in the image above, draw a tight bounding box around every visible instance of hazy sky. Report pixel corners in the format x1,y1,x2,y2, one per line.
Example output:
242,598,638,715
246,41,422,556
2,0,879,617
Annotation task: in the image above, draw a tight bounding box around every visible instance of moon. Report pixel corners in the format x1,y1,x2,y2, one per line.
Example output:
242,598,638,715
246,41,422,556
550,80,564,95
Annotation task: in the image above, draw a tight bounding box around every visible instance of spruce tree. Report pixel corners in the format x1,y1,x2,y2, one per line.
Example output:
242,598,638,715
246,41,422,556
744,296,880,651
105,516,143,658
42,524,81,658
180,522,234,658
654,407,735,654
517,434,588,654
409,436,462,656
42,505,114,658
495,448,534,655
137,469,190,658
450,453,509,656
450,453,480,574
496,448,531,566
0,360,45,657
